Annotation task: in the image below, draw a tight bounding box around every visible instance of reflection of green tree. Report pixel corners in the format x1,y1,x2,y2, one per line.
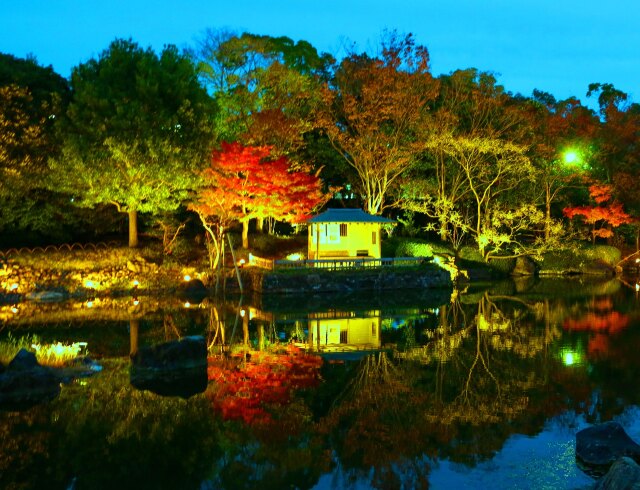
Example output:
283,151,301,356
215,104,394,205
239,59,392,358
318,291,597,476
0,359,221,490
214,405,329,490
320,352,432,489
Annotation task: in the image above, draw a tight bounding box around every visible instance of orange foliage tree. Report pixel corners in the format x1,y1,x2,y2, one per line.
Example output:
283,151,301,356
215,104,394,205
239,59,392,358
563,183,633,243
192,142,327,250
316,32,439,215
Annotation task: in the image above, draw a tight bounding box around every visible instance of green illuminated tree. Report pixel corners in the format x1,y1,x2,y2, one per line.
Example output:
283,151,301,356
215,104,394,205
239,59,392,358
0,54,72,242
192,30,330,162
51,39,215,247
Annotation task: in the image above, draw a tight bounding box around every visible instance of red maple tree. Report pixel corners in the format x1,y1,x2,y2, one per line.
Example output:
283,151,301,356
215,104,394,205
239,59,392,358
194,142,327,248
563,183,633,243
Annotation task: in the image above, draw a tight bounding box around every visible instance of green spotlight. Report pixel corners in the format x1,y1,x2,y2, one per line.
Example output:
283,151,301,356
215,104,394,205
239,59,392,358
563,150,579,164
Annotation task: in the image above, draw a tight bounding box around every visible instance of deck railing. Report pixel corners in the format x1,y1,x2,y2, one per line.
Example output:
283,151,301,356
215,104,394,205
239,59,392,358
265,256,429,271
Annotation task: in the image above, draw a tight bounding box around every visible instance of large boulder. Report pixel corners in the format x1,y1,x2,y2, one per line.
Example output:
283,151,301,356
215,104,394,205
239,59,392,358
512,256,537,276
0,348,61,411
177,278,208,303
595,457,640,490
130,336,208,398
577,422,640,475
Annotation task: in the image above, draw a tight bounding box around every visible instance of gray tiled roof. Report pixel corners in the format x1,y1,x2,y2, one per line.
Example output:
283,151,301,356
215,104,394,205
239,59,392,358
307,208,395,224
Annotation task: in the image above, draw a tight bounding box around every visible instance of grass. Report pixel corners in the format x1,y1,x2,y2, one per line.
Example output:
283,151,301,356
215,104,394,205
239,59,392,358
0,333,86,367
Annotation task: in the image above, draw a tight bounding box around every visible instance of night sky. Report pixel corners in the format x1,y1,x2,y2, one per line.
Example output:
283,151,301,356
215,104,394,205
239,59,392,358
2,0,639,107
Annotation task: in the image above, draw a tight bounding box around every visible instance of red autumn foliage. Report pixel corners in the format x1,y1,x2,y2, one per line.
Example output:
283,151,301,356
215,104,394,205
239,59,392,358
563,308,630,358
198,142,326,225
563,311,629,334
207,345,323,425
563,183,632,240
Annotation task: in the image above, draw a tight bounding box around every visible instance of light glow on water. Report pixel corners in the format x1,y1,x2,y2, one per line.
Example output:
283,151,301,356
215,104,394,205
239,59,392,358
428,414,596,489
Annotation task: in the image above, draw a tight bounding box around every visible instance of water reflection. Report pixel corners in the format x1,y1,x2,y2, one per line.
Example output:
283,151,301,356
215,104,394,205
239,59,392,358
1,277,640,489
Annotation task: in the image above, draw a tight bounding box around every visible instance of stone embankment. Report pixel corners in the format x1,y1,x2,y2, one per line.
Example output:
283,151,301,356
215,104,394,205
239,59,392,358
241,263,453,294
1,253,454,305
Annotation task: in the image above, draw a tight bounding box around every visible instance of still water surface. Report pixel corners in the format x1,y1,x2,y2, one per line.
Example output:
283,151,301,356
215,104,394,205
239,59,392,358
1,277,639,489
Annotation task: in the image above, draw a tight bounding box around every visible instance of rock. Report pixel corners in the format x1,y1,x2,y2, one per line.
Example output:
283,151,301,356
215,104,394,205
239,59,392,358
512,256,537,276
130,336,207,398
0,348,61,411
131,336,207,368
177,278,208,302
26,290,68,302
130,367,207,398
595,457,640,490
56,357,103,383
577,422,640,474
8,348,39,370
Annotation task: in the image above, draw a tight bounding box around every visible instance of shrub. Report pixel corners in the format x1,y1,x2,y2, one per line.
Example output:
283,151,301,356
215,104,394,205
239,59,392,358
538,244,621,272
391,238,455,258
396,240,433,258
249,233,306,258
457,245,483,262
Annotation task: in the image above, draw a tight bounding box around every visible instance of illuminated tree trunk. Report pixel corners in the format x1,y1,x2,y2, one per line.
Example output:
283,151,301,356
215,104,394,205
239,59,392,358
243,311,249,346
128,209,138,248
129,319,139,356
256,216,264,233
242,220,249,249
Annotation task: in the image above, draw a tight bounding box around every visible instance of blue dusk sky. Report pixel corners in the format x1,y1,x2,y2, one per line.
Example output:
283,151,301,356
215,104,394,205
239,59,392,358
2,0,639,107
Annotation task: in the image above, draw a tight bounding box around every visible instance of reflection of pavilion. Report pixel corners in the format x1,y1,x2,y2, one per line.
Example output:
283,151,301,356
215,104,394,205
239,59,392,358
307,310,381,353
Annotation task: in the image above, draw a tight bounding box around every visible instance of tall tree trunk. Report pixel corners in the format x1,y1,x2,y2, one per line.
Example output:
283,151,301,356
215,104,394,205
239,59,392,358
128,209,138,248
242,220,249,249
256,216,264,233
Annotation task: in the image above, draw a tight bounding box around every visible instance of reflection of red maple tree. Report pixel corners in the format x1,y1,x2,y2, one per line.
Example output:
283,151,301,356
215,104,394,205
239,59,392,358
207,345,323,424
563,309,630,357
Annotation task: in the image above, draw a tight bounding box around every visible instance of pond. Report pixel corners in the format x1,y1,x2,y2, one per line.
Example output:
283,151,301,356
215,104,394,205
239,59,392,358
1,276,639,489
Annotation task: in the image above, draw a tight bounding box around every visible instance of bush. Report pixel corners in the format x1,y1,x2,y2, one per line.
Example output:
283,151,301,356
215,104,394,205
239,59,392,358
248,233,306,258
457,245,483,262
457,245,515,277
396,240,433,258
538,244,621,272
388,238,455,258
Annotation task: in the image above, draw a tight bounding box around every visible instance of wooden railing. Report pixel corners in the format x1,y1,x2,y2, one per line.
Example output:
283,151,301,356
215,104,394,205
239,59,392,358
272,256,429,271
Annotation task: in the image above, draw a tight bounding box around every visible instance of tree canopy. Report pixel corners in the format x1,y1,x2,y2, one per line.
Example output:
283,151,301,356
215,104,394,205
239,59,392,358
50,39,216,247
